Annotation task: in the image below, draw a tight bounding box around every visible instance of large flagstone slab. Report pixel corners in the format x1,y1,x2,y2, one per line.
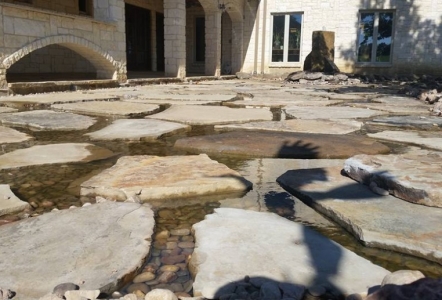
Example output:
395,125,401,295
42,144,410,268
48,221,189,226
190,208,390,298
0,184,30,216
365,116,442,130
147,105,272,125
0,202,154,300
0,143,114,170
215,119,362,134
346,103,430,115
284,106,385,119
277,167,442,265
0,126,33,143
0,107,18,113
80,154,252,202
85,119,189,141
225,95,341,108
0,92,119,105
343,149,442,207
52,101,159,117
135,91,237,102
368,130,442,151
174,131,390,159
0,110,96,131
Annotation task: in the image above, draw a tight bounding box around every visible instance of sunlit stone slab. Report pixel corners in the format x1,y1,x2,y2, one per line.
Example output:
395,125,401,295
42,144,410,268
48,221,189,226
80,154,252,202
52,101,159,117
190,208,390,298
85,119,189,141
215,119,362,134
0,184,29,216
0,202,154,300
147,105,272,125
285,106,384,119
0,110,96,131
368,130,442,151
0,143,114,170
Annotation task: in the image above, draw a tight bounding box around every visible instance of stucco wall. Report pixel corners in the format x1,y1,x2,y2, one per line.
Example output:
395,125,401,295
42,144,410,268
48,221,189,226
242,0,442,76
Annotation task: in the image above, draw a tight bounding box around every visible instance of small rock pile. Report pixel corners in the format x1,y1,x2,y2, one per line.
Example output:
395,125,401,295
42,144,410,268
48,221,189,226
417,89,441,116
285,71,360,85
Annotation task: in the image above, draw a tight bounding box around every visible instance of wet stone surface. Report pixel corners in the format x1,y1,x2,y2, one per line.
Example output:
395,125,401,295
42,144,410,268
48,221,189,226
0,110,97,131
365,115,442,131
174,131,390,159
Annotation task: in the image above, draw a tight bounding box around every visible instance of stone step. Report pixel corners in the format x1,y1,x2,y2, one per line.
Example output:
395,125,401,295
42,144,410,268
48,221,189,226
343,148,442,207
277,166,442,265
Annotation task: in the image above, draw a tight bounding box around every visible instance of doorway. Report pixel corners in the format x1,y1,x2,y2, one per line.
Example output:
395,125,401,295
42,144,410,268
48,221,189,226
125,4,151,71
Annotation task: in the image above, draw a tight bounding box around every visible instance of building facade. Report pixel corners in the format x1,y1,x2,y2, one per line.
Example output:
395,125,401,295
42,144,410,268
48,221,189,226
0,0,441,88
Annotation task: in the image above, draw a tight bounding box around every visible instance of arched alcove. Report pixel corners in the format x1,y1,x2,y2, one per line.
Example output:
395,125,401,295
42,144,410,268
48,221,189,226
3,35,121,83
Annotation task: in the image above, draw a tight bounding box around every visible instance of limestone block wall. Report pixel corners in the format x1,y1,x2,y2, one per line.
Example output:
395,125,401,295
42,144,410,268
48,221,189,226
0,0,127,88
164,0,186,78
242,0,442,76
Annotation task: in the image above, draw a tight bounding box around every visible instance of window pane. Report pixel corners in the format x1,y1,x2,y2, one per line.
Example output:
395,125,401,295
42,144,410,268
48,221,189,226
272,15,285,62
376,12,393,62
288,14,302,62
357,13,374,62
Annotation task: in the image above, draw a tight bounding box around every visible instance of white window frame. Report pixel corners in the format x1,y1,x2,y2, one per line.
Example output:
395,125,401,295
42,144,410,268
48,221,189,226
356,10,395,67
269,12,303,67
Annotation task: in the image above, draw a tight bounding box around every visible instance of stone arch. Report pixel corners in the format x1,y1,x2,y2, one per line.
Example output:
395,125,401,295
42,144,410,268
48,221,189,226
2,35,124,81
224,0,243,23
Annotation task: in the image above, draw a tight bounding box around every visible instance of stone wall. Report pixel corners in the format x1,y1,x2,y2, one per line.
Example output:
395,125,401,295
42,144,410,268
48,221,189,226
242,0,442,76
0,1,126,88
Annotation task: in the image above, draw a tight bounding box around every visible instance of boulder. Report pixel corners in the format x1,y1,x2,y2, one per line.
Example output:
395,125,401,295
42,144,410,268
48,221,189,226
343,149,442,207
0,184,30,216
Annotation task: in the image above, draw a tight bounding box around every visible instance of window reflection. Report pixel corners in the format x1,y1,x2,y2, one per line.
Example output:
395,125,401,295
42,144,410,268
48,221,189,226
357,13,374,62
272,13,302,63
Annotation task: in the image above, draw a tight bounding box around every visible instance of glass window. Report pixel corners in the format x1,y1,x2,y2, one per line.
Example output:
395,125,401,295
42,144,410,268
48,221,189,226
272,13,302,63
357,11,394,64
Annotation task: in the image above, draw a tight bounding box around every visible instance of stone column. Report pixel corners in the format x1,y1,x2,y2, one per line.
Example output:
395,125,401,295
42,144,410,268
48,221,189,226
0,67,6,89
205,11,222,77
231,20,243,73
164,0,186,78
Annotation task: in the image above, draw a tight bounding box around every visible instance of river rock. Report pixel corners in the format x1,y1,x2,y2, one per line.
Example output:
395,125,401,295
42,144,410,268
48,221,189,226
0,184,30,216
174,131,389,159
144,289,178,300
365,278,442,300
64,290,100,300
0,110,96,131
0,202,155,300
85,119,189,141
80,154,252,202
343,149,442,207
133,272,156,283
368,131,442,151
147,105,272,125
277,166,442,264
52,101,159,117
0,143,115,170
215,119,362,134
284,106,384,119
190,208,390,299
365,116,442,130
381,270,425,286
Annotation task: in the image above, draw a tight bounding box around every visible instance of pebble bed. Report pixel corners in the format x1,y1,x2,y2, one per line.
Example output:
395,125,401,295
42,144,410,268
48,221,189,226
120,203,219,298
